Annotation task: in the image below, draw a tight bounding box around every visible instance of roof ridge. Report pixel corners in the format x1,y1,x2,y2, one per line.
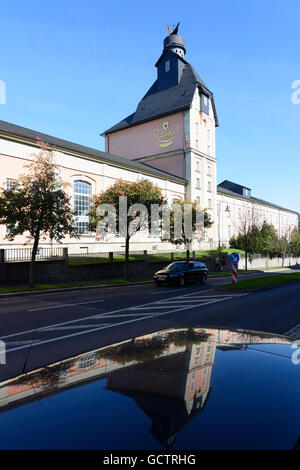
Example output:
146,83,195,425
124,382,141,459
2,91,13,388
0,119,186,184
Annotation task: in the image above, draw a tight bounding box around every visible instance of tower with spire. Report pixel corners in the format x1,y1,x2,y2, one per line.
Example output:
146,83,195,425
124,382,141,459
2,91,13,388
102,24,218,247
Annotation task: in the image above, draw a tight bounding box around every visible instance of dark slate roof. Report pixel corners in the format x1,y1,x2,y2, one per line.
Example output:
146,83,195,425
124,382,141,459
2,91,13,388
218,180,251,194
0,119,187,184
103,54,219,134
217,183,299,216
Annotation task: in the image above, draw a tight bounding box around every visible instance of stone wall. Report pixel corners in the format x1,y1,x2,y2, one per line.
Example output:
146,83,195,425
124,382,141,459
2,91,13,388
0,249,299,285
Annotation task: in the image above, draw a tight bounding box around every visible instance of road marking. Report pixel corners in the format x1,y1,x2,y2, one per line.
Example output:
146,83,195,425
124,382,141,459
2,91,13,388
151,289,187,294
283,323,300,338
4,316,154,353
3,295,246,354
28,299,105,312
1,290,248,353
100,313,153,318
6,340,41,346
44,323,113,331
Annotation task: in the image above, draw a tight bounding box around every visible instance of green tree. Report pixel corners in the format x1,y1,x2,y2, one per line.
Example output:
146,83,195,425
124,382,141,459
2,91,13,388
166,199,213,260
89,179,165,280
230,210,261,270
256,222,278,257
290,228,300,256
276,235,289,265
0,142,77,287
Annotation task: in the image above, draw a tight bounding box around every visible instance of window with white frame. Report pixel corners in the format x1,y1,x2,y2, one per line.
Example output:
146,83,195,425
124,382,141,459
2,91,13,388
228,225,231,239
74,180,91,235
196,196,200,204
207,145,211,156
5,179,17,234
196,160,200,172
207,165,211,176
208,198,212,209
6,178,16,190
195,139,199,150
78,353,96,369
196,122,199,135
196,178,200,189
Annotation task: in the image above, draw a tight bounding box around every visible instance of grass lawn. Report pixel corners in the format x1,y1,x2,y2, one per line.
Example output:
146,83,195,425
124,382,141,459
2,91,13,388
220,272,300,290
0,278,152,294
69,248,245,266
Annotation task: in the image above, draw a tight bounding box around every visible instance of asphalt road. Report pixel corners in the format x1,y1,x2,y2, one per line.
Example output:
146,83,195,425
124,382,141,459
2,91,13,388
0,273,299,381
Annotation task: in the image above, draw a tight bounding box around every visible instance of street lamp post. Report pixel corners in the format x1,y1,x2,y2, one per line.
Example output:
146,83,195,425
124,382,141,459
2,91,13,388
218,202,231,269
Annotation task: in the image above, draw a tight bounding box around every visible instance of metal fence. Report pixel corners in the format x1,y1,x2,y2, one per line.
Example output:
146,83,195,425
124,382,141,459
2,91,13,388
4,247,64,263
68,252,112,265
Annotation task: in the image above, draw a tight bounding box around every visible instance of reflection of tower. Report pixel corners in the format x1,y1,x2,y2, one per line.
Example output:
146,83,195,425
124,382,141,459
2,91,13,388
106,337,216,447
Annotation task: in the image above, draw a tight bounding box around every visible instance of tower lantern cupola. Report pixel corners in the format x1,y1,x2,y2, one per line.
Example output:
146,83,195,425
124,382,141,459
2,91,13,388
163,22,186,59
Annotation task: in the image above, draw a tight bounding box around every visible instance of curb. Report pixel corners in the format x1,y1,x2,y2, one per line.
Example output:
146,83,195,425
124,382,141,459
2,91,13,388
0,280,154,298
0,270,271,298
215,278,300,293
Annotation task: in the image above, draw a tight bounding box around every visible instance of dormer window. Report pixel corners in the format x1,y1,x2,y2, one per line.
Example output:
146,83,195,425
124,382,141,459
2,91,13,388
165,60,170,72
201,93,210,115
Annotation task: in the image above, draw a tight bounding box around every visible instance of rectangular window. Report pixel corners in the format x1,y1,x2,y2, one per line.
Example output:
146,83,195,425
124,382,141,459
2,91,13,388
196,122,199,135
74,180,91,235
228,225,231,239
208,181,211,192
195,139,199,150
5,179,17,234
201,94,210,114
208,199,212,209
165,60,170,72
196,178,200,189
196,160,200,172
78,353,96,369
6,178,16,190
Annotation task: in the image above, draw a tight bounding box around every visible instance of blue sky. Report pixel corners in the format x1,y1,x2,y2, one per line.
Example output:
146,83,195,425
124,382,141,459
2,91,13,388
0,0,299,212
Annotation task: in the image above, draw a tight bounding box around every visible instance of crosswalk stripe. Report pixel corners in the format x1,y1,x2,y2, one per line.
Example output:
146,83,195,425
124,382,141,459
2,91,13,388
1,290,248,353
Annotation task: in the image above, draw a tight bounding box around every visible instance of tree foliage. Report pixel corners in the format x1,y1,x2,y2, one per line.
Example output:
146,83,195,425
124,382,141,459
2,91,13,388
166,199,213,248
0,142,77,286
89,179,165,279
230,219,300,264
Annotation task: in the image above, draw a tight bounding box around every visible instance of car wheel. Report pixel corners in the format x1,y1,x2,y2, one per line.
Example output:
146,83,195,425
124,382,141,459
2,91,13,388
179,277,185,287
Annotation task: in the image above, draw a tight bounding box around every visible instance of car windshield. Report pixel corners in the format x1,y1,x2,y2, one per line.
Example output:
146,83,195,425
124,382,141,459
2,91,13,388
166,262,187,271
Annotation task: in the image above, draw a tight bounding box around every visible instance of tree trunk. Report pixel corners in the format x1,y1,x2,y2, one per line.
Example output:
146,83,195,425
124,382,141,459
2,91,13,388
29,230,40,288
124,236,130,280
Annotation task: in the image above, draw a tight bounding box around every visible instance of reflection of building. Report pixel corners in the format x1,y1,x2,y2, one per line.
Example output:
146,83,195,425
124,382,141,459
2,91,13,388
0,327,293,446
0,26,298,253
107,337,215,447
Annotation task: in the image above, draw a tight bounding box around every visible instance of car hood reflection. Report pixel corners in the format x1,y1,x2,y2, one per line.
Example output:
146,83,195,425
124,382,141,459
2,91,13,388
0,327,298,450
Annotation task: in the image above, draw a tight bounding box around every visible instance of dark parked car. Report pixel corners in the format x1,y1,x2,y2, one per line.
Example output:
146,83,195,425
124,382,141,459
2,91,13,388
154,261,208,286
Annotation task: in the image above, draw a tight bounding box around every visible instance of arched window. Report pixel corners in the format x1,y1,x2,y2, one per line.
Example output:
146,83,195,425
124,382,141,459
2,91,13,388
74,180,91,234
